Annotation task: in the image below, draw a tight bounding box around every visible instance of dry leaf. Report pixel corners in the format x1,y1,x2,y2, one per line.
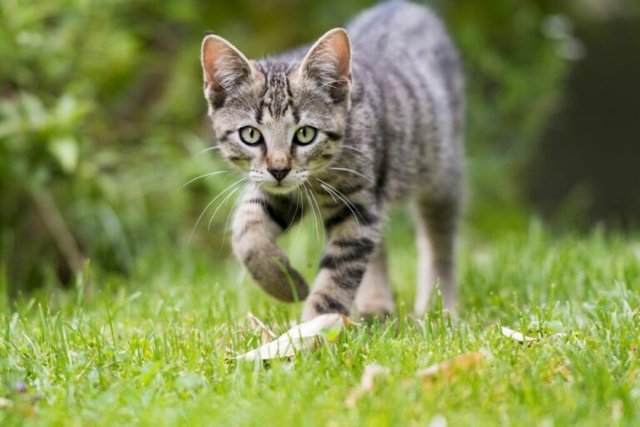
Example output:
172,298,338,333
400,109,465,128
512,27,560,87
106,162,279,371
501,326,538,343
417,352,483,383
247,312,277,344
345,364,390,408
550,332,567,339
501,326,566,343
236,313,350,360
428,414,447,427
0,397,37,418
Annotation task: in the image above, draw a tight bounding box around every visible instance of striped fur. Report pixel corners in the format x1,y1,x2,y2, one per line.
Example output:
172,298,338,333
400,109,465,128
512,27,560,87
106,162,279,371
201,1,464,320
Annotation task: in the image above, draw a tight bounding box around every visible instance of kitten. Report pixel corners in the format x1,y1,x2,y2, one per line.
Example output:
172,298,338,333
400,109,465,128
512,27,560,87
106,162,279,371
200,0,464,320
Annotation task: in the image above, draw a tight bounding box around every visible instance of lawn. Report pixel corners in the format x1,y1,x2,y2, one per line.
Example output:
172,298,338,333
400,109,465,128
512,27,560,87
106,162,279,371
1,217,639,426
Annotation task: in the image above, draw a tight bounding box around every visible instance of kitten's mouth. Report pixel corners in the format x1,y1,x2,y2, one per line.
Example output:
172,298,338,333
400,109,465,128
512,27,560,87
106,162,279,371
260,180,304,195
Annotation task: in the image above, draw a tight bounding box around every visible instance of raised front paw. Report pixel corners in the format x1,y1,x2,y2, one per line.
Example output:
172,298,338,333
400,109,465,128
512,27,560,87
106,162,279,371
355,295,395,321
244,251,309,302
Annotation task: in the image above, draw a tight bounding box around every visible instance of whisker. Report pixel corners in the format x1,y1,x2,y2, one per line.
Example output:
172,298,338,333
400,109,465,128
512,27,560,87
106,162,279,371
308,185,326,243
195,145,222,156
285,188,301,233
182,170,229,188
252,185,270,239
321,186,362,238
221,184,254,250
208,185,242,231
317,178,359,210
322,182,363,222
293,187,306,244
317,178,363,237
188,177,245,244
303,183,320,243
341,145,366,156
330,167,376,185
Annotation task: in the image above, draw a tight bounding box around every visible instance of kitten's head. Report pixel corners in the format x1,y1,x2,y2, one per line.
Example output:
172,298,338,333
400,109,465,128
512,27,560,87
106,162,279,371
201,29,352,194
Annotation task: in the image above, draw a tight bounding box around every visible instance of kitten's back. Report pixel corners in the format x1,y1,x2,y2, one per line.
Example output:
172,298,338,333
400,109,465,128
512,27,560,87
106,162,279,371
348,0,463,111
345,1,464,202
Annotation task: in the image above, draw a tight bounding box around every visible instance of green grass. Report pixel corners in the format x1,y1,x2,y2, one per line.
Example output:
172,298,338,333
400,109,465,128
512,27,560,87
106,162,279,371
1,218,639,426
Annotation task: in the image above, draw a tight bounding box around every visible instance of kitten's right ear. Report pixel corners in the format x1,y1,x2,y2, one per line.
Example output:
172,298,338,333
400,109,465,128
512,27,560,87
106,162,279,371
294,28,352,104
201,35,253,107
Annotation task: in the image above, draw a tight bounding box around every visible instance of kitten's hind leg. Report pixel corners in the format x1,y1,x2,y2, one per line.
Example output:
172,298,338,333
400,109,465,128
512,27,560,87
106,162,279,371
354,242,395,320
413,195,459,316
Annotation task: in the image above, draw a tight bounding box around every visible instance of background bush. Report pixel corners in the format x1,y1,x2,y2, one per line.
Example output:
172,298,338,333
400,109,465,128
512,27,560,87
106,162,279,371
1,0,621,292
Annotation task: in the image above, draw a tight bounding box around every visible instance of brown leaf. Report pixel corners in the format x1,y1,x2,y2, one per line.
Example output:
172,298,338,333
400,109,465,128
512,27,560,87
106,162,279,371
0,397,37,419
417,352,483,383
345,364,391,408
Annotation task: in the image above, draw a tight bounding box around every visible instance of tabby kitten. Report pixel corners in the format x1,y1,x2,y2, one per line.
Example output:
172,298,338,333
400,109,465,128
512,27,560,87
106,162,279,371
200,0,464,320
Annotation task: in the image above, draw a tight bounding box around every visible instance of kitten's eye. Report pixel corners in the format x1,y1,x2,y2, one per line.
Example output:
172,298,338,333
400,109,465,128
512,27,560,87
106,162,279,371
293,126,317,145
239,126,262,145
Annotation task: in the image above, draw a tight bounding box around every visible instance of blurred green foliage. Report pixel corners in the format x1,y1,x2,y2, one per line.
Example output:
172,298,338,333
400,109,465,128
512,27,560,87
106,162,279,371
1,0,573,291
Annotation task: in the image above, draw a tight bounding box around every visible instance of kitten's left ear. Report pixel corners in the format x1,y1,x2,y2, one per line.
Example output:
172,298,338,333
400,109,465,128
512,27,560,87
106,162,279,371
201,34,254,108
296,28,352,102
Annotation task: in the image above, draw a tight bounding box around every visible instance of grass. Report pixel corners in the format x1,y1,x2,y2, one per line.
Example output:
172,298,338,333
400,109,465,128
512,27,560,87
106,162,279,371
1,217,639,426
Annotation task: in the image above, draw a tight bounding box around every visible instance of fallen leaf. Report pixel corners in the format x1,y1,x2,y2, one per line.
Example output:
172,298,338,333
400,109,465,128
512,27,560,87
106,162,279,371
501,326,538,343
428,414,447,427
247,312,277,344
501,326,567,343
0,397,37,418
417,352,483,383
345,364,390,408
550,332,567,339
236,313,350,360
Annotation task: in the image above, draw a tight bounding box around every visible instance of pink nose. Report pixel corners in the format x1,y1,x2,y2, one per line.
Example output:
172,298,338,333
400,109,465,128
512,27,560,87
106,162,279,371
268,168,290,182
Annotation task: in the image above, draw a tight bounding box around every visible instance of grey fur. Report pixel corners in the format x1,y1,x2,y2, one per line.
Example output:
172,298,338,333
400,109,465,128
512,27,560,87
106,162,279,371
200,0,464,320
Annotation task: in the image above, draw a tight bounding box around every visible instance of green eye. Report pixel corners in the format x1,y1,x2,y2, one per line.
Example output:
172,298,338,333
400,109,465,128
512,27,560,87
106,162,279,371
293,126,317,145
239,126,262,145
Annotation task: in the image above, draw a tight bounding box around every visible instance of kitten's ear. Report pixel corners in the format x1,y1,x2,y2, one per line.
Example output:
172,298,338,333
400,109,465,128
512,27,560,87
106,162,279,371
296,28,352,102
201,34,253,107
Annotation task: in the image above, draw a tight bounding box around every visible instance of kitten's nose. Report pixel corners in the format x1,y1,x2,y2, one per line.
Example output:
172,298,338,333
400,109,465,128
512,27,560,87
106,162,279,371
268,167,290,182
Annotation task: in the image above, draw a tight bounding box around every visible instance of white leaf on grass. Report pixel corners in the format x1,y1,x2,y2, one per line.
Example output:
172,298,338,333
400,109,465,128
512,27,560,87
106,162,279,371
236,313,349,360
428,414,447,427
500,326,538,343
501,326,567,343
0,397,14,408
345,364,390,408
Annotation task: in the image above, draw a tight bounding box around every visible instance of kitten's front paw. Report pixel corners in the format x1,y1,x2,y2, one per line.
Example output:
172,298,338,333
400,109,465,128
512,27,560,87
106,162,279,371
244,253,309,302
355,285,395,322
355,299,395,322
256,269,309,302
277,266,310,302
